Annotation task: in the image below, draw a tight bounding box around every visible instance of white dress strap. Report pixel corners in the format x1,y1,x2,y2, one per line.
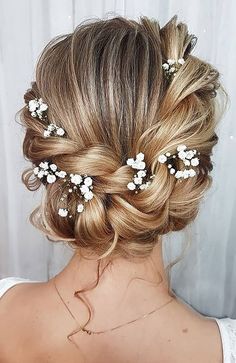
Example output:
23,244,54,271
215,318,236,363
0,276,40,299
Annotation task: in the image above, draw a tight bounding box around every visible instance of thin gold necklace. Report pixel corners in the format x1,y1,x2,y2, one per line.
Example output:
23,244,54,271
52,276,173,335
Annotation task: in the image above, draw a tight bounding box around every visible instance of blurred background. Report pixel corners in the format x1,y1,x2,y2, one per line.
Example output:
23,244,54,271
0,0,235,318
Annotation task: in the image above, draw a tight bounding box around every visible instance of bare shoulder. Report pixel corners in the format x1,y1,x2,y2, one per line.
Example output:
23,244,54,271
168,298,223,363
0,281,52,362
0,280,49,319
147,296,223,363
0,281,84,363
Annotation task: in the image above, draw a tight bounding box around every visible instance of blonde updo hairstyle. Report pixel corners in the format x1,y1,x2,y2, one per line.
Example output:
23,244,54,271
20,15,225,263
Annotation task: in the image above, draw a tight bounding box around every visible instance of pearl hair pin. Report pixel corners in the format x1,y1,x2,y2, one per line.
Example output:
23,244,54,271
33,161,94,217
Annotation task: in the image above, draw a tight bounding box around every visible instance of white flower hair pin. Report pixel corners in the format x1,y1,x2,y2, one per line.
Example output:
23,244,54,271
26,97,66,138
157,144,200,179
33,161,66,183
162,58,185,79
126,152,155,193
27,98,48,120
33,161,94,217
43,123,65,138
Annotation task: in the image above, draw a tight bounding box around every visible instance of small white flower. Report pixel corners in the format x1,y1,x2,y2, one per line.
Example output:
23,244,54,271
158,154,167,163
80,185,90,194
175,170,183,179
33,167,39,175
47,174,56,183
84,190,93,200
31,111,37,117
168,164,172,169
183,159,191,166
167,59,175,65
50,164,57,172
39,103,48,112
37,170,45,178
189,169,196,177
58,208,68,217
68,188,73,193
56,170,67,178
56,127,65,136
178,150,187,160
137,170,146,178
191,158,199,166
139,184,146,190
185,150,195,159
170,168,176,174
36,109,42,116
127,154,145,170
77,204,84,213
183,169,190,179
136,152,144,161
70,174,82,185
162,63,169,70
127,182,136,190
126,158,134,166
39,161,49,170
170,66,176,73
178,58,185,65
134,177,142,185
43,130,51,138
166,152,171,157
177,144,187,152
48,124,56,131
28,99,38,112
134,161,145,170
84,176,93,186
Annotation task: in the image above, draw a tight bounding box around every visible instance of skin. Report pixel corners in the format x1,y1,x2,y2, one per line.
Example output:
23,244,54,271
0,240,223,363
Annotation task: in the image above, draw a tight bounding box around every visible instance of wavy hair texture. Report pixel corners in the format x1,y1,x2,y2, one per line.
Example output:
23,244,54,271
18,14,227,345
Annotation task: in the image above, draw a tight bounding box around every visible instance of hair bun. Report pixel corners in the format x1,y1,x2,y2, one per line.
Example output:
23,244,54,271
19,15,226,260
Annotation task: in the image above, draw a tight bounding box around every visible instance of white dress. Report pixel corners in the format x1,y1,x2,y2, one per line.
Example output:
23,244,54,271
0,277,236,362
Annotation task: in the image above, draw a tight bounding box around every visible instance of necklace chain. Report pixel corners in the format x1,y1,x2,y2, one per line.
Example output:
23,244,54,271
52,276,173,335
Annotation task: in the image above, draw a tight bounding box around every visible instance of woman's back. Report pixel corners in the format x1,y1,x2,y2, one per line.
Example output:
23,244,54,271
1,276,235,363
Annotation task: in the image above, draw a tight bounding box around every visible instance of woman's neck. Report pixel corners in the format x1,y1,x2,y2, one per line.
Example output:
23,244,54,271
51,239,172,320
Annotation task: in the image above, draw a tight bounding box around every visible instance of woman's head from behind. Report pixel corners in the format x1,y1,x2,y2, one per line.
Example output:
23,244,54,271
20,15,225,262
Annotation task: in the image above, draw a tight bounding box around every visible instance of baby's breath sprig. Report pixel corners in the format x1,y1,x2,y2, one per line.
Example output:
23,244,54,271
33,161,94,217
26,97,66,138
162,58,185,80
